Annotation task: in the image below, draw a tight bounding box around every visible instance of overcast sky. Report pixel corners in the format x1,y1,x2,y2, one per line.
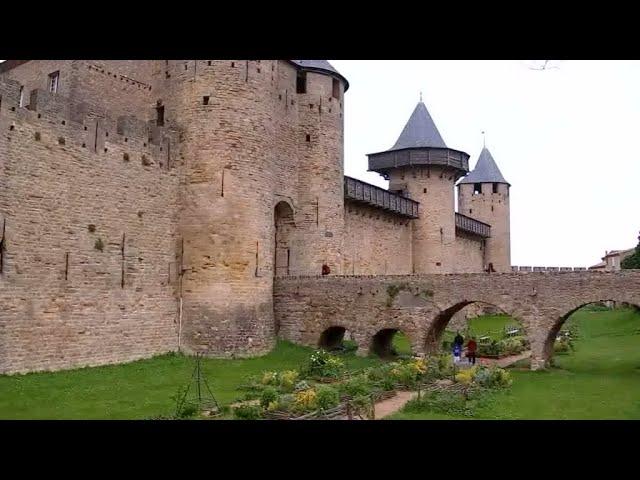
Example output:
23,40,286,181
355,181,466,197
332,60,640,268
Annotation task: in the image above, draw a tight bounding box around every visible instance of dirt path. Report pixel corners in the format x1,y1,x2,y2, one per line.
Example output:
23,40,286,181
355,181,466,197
478,350,531,368
374,391,418,419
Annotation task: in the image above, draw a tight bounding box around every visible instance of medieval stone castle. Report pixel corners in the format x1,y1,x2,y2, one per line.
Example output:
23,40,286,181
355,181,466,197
0,60,512,374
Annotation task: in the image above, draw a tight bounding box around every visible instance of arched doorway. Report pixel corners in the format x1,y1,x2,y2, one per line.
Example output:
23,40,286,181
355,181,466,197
274,201,295,277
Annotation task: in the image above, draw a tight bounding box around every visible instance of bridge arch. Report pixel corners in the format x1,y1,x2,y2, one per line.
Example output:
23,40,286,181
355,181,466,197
424,300,524,354
539,299,640,367
369,328,415,358
318,325,358,352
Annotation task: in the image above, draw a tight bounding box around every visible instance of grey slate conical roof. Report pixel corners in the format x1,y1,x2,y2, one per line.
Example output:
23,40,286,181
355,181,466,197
289,60,349,91
459,147,509,185
389,101,447,151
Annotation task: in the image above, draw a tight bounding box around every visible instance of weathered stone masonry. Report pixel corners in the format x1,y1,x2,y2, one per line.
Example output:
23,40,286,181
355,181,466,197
2,59,630,375
0,75,181,374
274,271,640,369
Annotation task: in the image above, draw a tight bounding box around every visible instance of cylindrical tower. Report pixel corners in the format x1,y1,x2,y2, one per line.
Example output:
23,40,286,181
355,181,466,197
152,60,349,357
291,61,348,276
157,60,279,357
458,146,511,272
367,101,469,273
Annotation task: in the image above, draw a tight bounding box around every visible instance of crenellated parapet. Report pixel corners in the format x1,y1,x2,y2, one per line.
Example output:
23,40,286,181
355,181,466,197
0,78,182,171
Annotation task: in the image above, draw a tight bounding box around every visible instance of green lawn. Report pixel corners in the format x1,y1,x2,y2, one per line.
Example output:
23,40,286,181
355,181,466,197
4,307,639,420
390,307,640,419
445,314,521,342
0,341,381,420
392,331,413,355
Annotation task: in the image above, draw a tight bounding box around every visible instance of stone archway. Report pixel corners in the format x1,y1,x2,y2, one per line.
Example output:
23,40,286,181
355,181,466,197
370,328,413,358
318,326,356,352
274,201,295,278
424,300,518,355
538,300,640,368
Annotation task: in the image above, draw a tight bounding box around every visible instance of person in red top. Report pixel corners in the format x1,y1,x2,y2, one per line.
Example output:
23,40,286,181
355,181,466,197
466,337,478,365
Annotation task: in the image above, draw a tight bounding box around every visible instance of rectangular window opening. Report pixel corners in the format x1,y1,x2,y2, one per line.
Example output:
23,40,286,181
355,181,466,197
492,182,498,194
332,78,340,99
296,71,307,94
48,71,60,93
203,96,210,105
473,183,482,194
156,105,165,126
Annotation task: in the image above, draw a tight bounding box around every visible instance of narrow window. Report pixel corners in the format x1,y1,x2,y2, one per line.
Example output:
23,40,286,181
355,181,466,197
156,104,165,126
296,71,307,94
18,86,24,108
423,188,427,194
492,182,498,194
305,134,310,142
473,183,482,194
48,71,60,93
332,78,340,99
203,96,210,105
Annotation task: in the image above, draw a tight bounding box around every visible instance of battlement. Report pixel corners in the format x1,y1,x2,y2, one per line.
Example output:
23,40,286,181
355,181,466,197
512,266,588,272
0,78,181,171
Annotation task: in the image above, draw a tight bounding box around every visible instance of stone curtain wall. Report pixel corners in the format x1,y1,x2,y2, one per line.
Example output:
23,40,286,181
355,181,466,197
0,77,181,374
343,202,413,275
274,271,640,369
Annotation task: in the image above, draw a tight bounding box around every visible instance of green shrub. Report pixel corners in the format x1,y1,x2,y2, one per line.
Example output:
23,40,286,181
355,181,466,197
404,390,481,417
260,371,279,386
304,349,345,378
341,374,374,397
234,404,263,420
278,370,299,392
260,386,279,409
316,385,340,410
472,366,512,388
293,389,318,413
342,340,358,353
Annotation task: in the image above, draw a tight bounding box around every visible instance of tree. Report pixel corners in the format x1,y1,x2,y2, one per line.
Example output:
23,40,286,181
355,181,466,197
621,231,640,269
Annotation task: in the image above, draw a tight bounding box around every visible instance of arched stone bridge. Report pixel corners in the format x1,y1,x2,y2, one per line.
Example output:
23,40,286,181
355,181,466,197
273,271,640,369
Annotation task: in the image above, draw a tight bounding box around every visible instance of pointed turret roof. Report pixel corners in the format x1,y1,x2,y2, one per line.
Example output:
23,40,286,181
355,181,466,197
459,147,510,185
388,101,447,151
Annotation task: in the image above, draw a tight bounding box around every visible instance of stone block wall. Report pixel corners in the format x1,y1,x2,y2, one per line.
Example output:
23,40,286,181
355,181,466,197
0,77,181,374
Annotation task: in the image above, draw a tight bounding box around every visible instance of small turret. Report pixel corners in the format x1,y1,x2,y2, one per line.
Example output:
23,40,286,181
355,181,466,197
458,146,511,272
368,99,470,273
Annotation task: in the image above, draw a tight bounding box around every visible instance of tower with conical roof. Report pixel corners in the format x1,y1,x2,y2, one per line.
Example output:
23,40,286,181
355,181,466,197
458,146,511,272
368,100,470,273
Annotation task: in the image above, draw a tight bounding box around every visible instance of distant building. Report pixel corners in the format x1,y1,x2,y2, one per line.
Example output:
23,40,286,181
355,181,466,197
589,248,635,271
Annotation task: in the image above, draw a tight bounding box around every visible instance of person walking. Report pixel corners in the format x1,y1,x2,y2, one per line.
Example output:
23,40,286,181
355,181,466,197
466,337,478,365
453,331,464,363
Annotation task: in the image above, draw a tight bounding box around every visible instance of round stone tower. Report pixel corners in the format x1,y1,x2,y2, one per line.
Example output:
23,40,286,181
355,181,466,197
153,60,348,357
457,146,511,272
291,60,348,276
367,100,470,273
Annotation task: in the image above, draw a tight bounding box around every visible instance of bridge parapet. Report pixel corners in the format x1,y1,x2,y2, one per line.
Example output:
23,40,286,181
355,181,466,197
512,266,589,272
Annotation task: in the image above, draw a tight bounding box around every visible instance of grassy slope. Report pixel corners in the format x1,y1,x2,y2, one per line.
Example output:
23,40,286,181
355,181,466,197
390,308,640,419
0,341,381,420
